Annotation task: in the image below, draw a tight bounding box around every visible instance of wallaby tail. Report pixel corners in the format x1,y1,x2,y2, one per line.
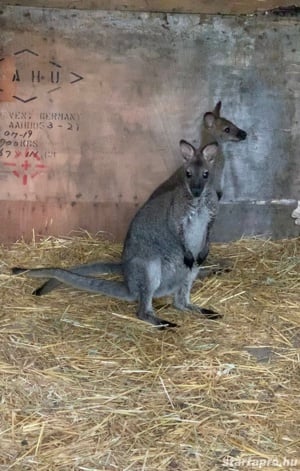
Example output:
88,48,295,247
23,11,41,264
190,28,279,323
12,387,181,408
12,267,135,302
32,261,123,296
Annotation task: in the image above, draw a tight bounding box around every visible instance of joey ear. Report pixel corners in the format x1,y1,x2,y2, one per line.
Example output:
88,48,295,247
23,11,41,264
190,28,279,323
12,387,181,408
213,101,222,117
203,112,215,129
179,140,195,163
202,142,218,165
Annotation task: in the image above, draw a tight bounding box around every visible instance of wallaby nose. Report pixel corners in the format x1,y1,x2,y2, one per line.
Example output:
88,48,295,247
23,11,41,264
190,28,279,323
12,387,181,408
237,129,247,140
191,188,202,198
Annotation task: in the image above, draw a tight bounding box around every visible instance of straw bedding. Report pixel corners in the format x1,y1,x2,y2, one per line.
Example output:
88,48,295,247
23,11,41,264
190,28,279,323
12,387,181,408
0,234,299,470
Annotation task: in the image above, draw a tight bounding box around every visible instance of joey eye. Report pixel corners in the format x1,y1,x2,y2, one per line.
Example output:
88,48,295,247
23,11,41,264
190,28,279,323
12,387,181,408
186,169,192,178
202,170,209,179
224,127,230,133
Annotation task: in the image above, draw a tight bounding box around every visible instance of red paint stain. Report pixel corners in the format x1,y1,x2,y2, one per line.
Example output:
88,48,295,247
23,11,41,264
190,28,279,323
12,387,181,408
3,149,47,185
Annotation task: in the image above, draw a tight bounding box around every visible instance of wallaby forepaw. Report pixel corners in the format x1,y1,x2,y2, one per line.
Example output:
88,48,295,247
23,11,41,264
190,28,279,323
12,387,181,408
184,251,195,269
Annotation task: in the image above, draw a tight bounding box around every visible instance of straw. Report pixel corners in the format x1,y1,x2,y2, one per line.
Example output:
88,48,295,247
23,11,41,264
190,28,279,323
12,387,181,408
0,234,299,470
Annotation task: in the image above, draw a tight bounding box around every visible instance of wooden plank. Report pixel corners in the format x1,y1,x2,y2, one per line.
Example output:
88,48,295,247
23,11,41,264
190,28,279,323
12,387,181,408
1,0,300,15
1,200,135,243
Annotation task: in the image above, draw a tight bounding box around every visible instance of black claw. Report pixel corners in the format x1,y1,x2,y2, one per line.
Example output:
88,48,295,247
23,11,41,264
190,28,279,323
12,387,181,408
165,321,178,328
12,267,26,275
201,308,222,320
32,287,43,296
157,320,178,329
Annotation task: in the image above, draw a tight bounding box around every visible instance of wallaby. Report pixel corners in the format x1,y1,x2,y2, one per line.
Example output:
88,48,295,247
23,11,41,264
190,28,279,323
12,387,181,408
150,101,247,201
33,101,247,297
13,141,221,328
149,101,247,278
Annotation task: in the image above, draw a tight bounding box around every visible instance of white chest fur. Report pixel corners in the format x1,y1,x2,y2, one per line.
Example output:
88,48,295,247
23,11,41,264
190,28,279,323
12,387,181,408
183,204,210,258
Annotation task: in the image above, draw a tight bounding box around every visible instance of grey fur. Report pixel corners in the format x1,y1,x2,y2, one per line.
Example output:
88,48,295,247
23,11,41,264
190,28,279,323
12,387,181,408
33,102,247,296
13,142,221,328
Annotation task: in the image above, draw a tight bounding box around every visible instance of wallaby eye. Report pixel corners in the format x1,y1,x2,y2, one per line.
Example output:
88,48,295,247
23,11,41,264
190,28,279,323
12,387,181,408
224,127,230,133
186,169,192,178
202,170,209,179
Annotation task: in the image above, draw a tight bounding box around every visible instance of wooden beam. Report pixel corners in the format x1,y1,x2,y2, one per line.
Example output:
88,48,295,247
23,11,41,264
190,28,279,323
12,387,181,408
1,0,299,15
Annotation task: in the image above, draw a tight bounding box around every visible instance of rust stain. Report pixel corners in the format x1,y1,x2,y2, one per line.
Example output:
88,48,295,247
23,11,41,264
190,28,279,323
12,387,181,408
0,55,16,102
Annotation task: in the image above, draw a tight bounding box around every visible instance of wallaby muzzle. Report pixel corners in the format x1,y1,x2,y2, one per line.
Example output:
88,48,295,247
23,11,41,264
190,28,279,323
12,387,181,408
191,187,203,198
237,129,247,140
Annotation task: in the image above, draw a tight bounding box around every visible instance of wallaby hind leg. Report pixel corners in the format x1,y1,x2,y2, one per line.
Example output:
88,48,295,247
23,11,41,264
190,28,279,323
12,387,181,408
136,298,177,328
173,270,222,320
128,258,177,328
33,261,123,296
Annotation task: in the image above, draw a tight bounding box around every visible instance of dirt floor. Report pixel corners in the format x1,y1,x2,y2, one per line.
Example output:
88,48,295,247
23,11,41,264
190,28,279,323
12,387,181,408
0,235,299,470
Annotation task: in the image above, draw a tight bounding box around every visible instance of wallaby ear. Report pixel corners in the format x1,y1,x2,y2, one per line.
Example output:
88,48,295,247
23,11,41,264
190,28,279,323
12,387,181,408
213,101,222,117
203,112,215,129
202,142,218,165
179,140,195,163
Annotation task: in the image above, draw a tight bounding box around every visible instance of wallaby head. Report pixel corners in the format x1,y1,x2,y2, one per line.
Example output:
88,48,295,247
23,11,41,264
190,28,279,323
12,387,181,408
203,101,247,143
180,140,218,198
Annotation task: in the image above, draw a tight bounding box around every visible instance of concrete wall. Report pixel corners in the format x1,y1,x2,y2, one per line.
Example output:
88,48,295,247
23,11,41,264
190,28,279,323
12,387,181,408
0,6,299,242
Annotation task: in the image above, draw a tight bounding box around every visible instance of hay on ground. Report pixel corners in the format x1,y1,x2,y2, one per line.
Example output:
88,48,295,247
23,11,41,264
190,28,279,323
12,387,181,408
0,234,299,471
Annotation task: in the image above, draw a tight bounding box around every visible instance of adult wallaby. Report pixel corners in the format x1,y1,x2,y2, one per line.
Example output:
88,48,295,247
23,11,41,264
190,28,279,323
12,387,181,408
150,101,247,201
32,101,247,297
149,101,247,278
13,141,221,328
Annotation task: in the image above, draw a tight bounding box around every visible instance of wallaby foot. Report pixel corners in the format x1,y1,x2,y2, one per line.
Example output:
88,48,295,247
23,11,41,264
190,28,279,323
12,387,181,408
128,258,178,329
188,304,222,320
174,301,222,320
33,278,60,296
137,310,178,329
